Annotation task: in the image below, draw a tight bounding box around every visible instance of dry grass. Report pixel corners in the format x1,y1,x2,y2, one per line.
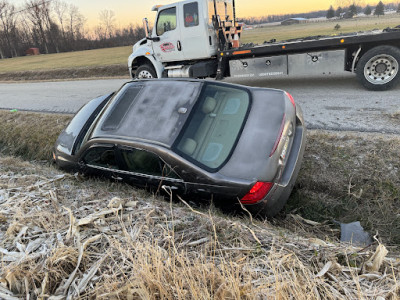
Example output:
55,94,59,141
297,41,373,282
0,111,72,161
284,131,400,248
0,155,399,299
241,14,400,44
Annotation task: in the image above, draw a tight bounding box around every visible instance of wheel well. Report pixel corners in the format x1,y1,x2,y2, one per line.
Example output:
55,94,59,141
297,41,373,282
131,57,154,76
349,43,400,71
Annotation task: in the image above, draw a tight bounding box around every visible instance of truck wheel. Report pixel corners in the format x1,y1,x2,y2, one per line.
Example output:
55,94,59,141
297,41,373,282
356,45,400,91
136,64,157,79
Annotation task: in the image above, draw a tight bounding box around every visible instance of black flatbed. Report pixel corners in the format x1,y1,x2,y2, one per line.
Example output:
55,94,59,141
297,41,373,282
223,28,400,58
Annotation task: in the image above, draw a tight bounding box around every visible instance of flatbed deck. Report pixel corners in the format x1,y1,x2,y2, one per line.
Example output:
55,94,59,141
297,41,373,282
224,28,400,58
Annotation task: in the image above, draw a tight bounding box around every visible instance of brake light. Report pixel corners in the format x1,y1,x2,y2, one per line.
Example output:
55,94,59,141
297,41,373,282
269,115,285,157
285,92,295,108
241,182,274,204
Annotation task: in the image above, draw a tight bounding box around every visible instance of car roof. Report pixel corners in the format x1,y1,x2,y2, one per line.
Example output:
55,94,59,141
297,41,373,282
91,79,204,147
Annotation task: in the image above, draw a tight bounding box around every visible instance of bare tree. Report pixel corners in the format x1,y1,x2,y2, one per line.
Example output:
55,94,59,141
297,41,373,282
0,0,18,58
25,0,51,53
53,0,67,39
97,9,116,39
67,4,85,41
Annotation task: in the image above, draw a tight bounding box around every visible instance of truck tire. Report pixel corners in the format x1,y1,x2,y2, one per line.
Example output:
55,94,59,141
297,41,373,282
135,64,157,79
356,45,400,91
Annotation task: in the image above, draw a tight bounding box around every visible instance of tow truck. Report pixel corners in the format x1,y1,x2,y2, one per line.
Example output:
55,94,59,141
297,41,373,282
128,0,400,91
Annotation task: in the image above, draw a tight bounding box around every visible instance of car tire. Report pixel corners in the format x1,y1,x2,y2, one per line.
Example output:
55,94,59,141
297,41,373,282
136,64,157,79
356,45,400,91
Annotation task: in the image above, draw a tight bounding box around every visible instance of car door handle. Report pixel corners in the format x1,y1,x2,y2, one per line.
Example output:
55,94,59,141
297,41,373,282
177,41,182,51
111,175,123,181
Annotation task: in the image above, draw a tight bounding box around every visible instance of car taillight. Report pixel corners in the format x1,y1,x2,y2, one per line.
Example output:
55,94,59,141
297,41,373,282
241,182,274,204
269,114,285,157
285,92,295,108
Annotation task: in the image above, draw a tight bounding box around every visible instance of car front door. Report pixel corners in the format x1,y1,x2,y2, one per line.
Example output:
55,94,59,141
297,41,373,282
118,147,185,193
80,144,122,182
152,5,185,62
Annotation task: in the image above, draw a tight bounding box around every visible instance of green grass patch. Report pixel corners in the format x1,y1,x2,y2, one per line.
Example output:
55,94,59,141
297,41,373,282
0,46,132,73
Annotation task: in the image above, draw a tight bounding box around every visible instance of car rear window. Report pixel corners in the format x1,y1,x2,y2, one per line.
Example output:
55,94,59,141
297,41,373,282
101,85,143,131
175,83,250,170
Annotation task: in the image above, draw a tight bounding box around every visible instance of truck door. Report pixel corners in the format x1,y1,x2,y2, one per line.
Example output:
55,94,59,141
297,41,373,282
179,1,215,60
153,5,185,62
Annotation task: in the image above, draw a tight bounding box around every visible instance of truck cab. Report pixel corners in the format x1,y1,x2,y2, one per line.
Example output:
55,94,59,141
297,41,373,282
128,0,239,79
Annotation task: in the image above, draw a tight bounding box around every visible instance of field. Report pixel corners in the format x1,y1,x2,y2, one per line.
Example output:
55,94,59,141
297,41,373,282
0,14,399,78
241,13,400,44
0,46,132,73
0,111,399,298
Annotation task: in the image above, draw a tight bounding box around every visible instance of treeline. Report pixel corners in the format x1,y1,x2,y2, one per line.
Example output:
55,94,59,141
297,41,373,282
0,0,144,59
238,1,400,25
326,1,400,18
237,10,327,25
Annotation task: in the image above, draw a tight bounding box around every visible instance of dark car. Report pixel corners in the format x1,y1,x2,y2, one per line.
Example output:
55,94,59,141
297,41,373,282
53,79,306,217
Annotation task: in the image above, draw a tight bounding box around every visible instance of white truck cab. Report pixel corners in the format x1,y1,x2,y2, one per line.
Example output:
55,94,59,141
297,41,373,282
128,0,238,79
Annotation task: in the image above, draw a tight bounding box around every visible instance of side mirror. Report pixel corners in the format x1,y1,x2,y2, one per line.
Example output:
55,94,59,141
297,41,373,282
143,17,161,42
143,18,150,38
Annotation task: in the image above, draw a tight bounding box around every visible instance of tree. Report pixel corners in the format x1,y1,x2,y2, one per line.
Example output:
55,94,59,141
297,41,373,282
327,5,335,18
96,9,116,40
336,6,343,17
374,1,385,16
334,23,341,30
0,0,19,58
327,5,336,18
348,4,358,17
364,5,372,15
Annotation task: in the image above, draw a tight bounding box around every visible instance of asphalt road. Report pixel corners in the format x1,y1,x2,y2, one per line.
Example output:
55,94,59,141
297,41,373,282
1,73,400,134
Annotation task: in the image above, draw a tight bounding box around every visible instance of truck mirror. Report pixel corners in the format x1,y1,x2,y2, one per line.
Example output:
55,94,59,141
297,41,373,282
143,17,160,42
143,18,150,38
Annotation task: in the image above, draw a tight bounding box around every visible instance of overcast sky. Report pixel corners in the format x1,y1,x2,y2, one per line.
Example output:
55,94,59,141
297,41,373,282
12,0,380,28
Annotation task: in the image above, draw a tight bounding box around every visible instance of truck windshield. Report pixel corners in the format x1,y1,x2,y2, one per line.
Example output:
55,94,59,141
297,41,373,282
175,83,250,171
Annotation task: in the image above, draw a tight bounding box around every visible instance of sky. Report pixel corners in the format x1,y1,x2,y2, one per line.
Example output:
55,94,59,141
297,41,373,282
14,0,382,28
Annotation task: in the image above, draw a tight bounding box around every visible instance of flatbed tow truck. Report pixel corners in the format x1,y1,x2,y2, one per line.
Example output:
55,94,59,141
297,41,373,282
128,0,400,90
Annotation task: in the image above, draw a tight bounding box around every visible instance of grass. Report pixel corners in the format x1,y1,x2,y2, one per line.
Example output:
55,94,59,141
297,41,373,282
0,45,132,73
0,111,399,249
0,14,399,78
0,111,71,160
0,154,399,298
241,13,400,44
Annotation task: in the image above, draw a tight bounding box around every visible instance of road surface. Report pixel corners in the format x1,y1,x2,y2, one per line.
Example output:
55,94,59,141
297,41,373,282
1,73,399,134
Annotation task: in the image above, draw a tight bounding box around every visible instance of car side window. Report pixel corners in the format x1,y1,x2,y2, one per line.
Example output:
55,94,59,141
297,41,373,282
184,2,199,27
121,148,179,179
156,7,177,36
83,147,119,170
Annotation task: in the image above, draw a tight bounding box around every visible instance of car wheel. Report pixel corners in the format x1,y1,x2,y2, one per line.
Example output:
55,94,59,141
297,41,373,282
356,45,400,91
136,64,157,79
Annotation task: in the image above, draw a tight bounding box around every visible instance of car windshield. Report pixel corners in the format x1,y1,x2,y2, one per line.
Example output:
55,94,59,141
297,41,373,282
175,83,250,170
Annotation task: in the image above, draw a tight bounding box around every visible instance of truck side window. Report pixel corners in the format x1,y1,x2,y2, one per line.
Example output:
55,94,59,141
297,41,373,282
184,2,199,27
156,7,177,36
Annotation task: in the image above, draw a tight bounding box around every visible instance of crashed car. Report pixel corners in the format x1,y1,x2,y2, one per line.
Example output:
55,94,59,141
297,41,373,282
53,79,306,217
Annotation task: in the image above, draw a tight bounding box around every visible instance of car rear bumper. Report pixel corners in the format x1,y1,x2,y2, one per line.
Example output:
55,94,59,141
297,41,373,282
246,105,306,217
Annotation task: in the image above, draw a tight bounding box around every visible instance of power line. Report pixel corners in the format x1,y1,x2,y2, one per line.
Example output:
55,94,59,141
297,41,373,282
0,0,54,18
